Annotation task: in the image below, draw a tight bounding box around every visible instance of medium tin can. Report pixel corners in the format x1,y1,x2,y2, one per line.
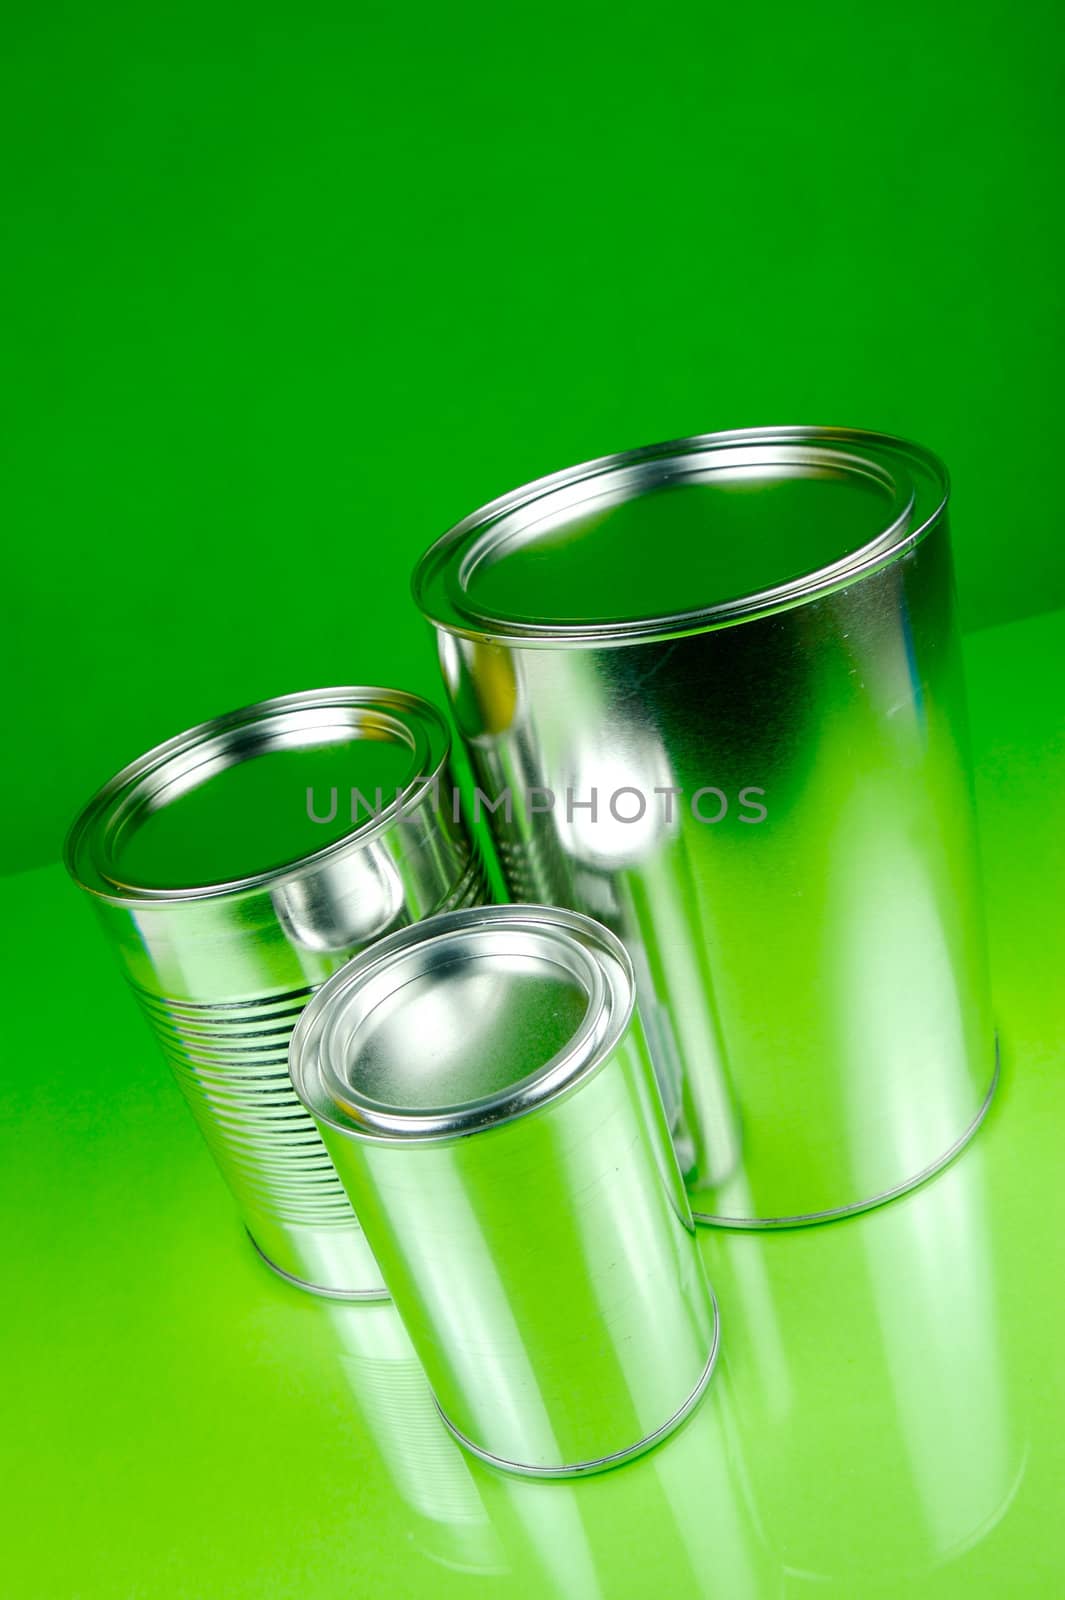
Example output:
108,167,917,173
289,904,719,1477
413,427,997,1226
66,686,487,1297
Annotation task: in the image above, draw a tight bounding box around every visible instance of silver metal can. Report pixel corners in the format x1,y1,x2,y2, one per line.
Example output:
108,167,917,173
413,427,997,1226
66,686,487,1297
289,903,719,1477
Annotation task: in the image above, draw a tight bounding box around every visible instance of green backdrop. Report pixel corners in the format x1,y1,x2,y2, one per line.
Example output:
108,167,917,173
3,0,1062,875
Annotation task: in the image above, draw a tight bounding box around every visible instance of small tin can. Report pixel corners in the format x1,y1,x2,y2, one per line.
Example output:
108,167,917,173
413,428,997,1226
289,903,719,1478
66,686,487,1297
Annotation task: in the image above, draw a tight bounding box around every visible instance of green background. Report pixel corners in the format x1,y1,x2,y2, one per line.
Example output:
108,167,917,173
2,0,1063,874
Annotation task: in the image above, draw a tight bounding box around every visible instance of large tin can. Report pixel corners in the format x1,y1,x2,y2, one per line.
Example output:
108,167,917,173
66,686,487,1296
413,428,997,1226
289,904,719,1476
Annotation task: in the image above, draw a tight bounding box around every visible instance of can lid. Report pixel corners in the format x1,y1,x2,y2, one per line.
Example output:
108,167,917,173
65,687,449,904
290,905,635,1141
414,427,948,645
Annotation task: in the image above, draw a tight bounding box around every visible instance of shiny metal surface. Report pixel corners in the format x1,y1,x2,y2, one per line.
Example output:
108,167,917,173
290,903,719,1476
66,687,487,1297
414,427,997,1225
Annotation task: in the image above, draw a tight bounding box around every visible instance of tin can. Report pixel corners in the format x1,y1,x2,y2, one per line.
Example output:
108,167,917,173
413,427,997,1226
289,904,719,1476
66,686,487,1297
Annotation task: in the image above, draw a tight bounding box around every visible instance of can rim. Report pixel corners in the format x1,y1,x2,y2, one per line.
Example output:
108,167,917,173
412,425,950,646
289,904,636,1142
434,1289,721,1477
64,686,451,907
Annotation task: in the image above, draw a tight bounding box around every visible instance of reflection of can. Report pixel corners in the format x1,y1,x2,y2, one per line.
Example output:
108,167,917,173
290,904,719,1477
66,687,486,1297
323,1301,506,1577
711,1143,1024,1584
414,428,997,1226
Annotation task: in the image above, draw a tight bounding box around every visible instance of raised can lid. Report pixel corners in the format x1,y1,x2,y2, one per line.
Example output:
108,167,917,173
414,427,948,646
289,905,635,1141
65,687,449,904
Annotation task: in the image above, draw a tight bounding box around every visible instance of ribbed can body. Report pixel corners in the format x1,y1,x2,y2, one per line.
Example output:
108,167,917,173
67,687,487,1296
291,905,719,1476
414,429,997,1226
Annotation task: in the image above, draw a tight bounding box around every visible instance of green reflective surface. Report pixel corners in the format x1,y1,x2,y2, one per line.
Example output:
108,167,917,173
2,606,1062,1596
